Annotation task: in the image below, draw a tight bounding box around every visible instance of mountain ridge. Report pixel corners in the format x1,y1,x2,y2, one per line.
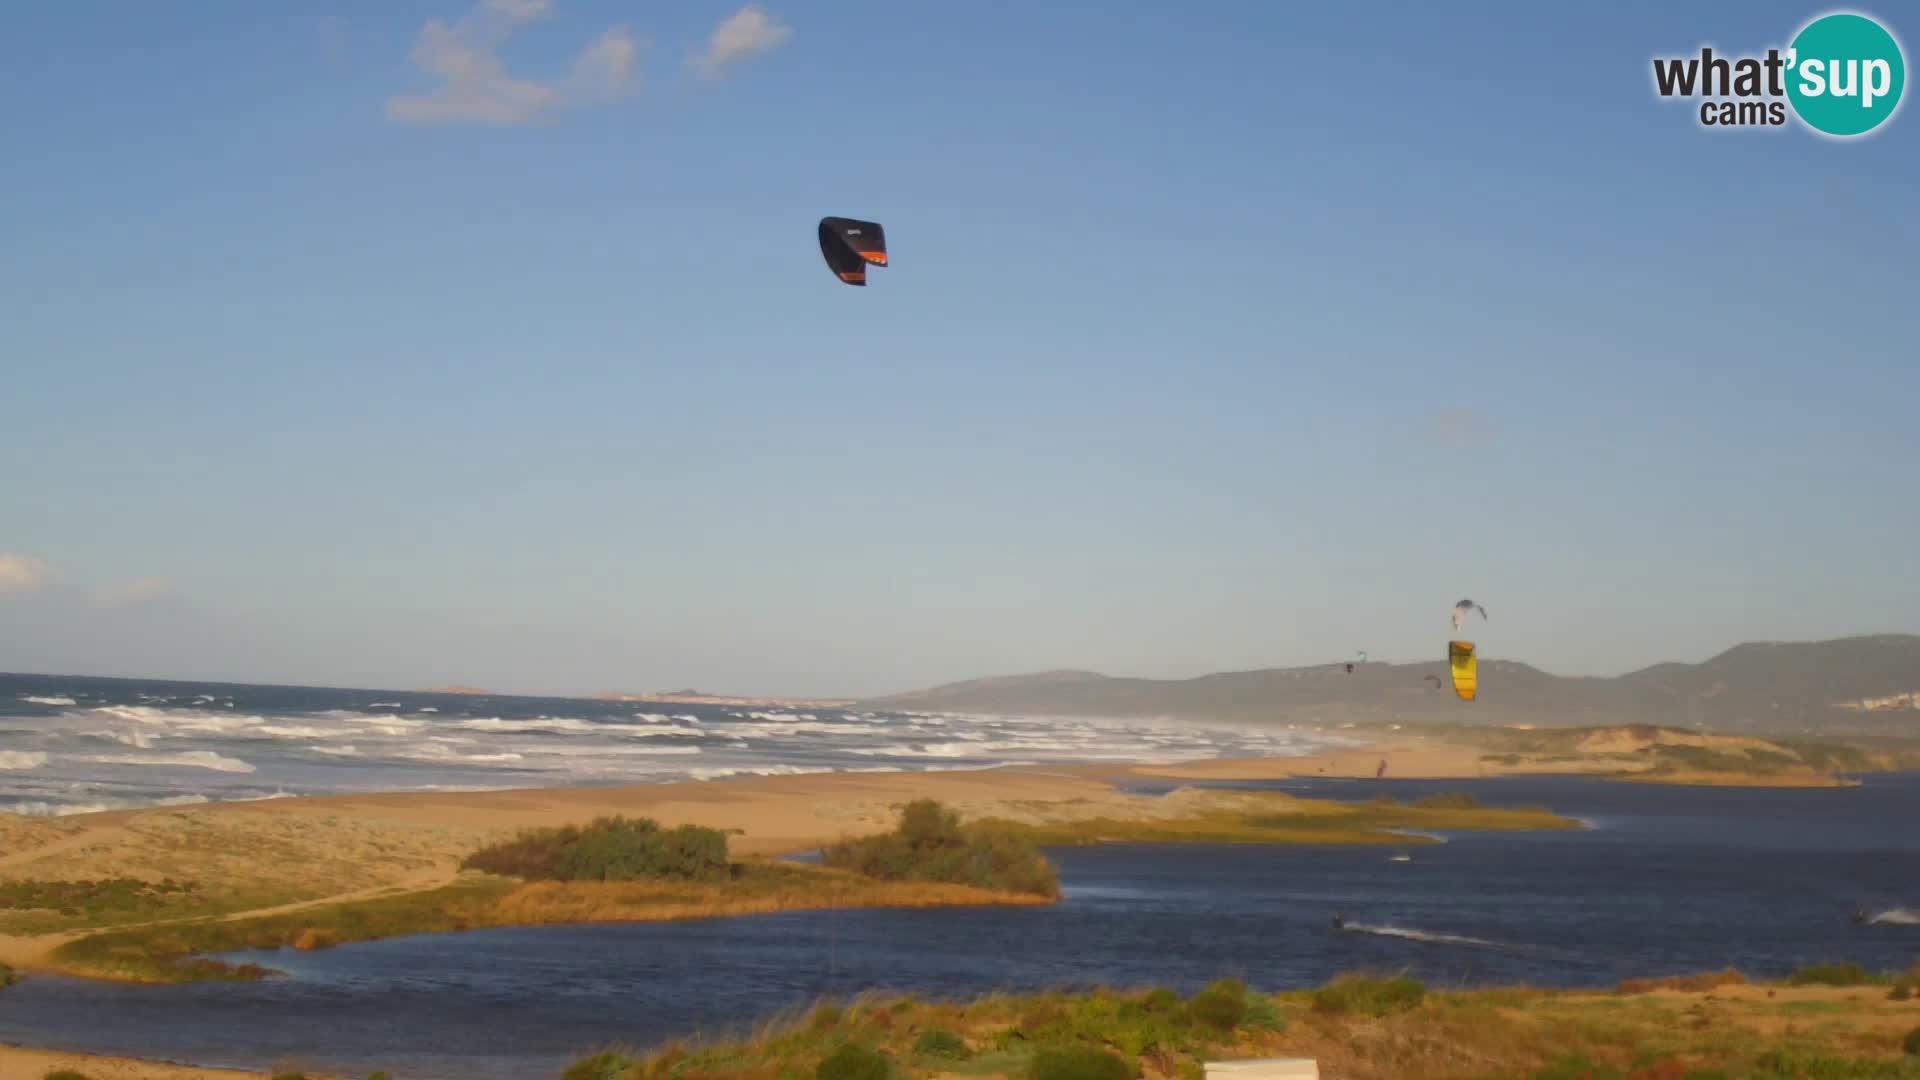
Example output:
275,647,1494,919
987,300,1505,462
859,634,1920,737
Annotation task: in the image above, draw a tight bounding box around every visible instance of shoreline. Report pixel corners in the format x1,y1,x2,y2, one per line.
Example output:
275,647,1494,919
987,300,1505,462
0,741,1908,1078
0,744,1606,978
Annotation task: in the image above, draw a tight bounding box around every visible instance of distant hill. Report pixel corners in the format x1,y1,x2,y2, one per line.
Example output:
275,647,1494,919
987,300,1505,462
860,635,1920,737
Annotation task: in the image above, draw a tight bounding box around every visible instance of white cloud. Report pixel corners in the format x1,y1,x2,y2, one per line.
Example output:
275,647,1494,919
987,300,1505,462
567,26,640,102
0,553,50,593
387,0,639,125
95,577,177,609
692,5,792,78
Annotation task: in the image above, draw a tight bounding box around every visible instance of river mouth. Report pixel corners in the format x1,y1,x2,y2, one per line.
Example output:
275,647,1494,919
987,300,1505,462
4,774,1917,1080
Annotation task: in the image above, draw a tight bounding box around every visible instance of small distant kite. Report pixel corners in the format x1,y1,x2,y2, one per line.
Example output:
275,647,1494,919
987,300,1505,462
1450,599,1488,633
1423,673,1444,691
1448,640,1478,702
819,217,889,286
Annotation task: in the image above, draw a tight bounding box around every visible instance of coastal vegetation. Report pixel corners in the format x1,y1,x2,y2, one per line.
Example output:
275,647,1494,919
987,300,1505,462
47,803,1057,983
822,798,1061,898
461,815,734,883
560,969,1920,1080
972,789,1579,848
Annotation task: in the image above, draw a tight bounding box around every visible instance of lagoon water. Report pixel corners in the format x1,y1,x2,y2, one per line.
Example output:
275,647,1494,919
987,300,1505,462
3,774,1917,1080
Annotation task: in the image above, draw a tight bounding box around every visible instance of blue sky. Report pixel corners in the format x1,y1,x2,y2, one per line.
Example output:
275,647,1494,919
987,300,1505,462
3,1,1916,697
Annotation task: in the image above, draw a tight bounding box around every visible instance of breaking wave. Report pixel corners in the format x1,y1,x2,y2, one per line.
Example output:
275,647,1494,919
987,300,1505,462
1867,908,1920,926
80,751,256,774
0,750,49,770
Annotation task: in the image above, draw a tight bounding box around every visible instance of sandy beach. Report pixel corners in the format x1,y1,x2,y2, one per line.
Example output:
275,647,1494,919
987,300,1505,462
0,1045,275,1080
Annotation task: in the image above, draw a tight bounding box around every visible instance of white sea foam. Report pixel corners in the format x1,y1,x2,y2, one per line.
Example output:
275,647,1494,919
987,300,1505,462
80,750,256,773
91,730,157,749
21,695,76,706
0,793,210,816
308,745,362,757
0,751,49,769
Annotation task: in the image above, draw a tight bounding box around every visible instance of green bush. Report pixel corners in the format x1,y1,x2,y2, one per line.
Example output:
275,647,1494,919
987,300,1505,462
1788,962,1872,987
820,800,1060,898
1,962,18,988
816,1042,891,1080
368,1072,392,1080
44,1071,91,1080
1891,983,1914,1001
1141,987,1182,1013
1529,1056,1623,1080
463,816,731,882
270,1074,311,1080
1189,978,1249,1031
1241,989,1284,1032
1311,975,1426,1017
912,1029,968,1059
1028,1045,1135,1080
1905,1026,1920,1057
562,1051,638,1080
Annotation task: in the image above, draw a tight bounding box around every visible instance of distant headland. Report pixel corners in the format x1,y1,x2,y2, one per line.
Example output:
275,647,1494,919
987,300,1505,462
592,689,856,707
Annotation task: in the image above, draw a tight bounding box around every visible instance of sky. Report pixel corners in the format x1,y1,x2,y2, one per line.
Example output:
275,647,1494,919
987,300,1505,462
2,1,1917,698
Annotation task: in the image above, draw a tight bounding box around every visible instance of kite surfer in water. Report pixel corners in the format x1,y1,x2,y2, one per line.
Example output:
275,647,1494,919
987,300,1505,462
1331,913,1346,930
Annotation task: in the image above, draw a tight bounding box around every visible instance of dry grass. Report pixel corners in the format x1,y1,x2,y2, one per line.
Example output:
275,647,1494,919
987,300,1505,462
589,978,1920,1080
493,863,1053,925
46,860,1051,983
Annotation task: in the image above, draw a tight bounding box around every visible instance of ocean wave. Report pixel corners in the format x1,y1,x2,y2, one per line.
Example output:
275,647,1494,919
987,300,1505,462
20,695,76,706
1868,908,1920,926
308,745,362,757
687,764,837,781
399,744,527,765
0,751,49,770
0,793,210,816
80,750,256,774
89,730,157,749
455,716,599,735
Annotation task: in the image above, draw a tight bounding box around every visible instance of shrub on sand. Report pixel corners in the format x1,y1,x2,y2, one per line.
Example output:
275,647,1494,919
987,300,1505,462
816,1042,890,1080
1787,962,1872,987
1028,1045,1135,1080
1311,974,1426,1017
1189,978,1249,1032
912,1030,968,1059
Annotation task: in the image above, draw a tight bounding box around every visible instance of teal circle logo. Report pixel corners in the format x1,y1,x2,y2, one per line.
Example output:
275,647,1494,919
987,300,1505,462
1786,12,1905,136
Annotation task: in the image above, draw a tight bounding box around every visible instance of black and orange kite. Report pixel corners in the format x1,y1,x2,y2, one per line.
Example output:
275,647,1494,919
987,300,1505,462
819,217,888,286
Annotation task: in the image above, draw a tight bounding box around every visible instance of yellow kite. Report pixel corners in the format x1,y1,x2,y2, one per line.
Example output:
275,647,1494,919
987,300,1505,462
1448,640,1477,701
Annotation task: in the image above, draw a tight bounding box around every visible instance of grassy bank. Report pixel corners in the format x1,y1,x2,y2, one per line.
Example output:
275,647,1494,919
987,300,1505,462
974,790,1580,848
50,864,1054,984
45,806,1059,984
563,969,1920,1080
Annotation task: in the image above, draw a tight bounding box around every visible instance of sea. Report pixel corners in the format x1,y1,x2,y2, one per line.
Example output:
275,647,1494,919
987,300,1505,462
0,672,1349,815
2,674,1917,1080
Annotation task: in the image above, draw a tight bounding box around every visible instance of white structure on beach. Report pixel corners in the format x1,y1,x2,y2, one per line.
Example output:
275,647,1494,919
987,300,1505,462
1204,1058,1321,1079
